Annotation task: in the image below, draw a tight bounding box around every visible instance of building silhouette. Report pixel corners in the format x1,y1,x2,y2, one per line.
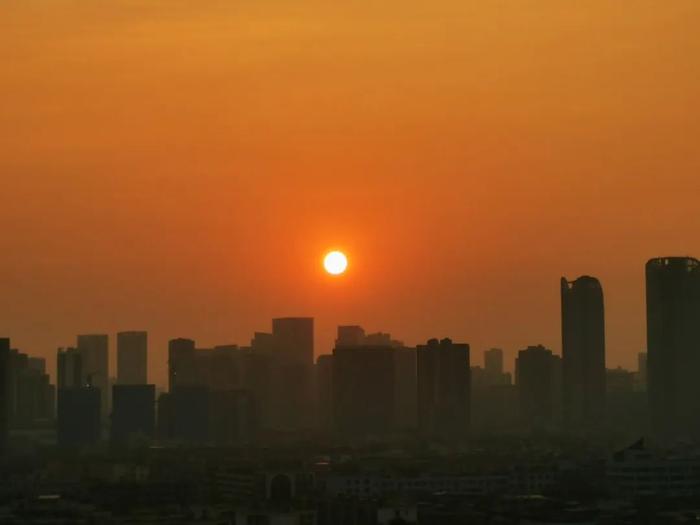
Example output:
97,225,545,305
159,385,210,443
209,389,257,446
646,257,700,442
57,386,101,449
0,338,9,455
484,348,502,384
417,338,470,439
561,276,606,431
481,348,512,387
472,349,516,434
271,318,315,431
117,331,147,385
77,334,109,417
168,338,196,391
57,347,82,389
336,325,366,347
242,335,275,429
332,343,396,438
6,349,54,428
272,318,314,367
111,384,155,445
394,345,418,431
516,345,560,431
315,354,333,432
162,337,260,444
636,352,647,392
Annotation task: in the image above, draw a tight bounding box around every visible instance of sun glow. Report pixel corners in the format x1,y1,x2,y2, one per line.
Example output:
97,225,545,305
324,251,348,275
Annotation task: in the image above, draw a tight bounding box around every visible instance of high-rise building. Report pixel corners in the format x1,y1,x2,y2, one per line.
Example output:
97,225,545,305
27,357,46,374
607,367,635,394
484,348,503,376
77,334,109,417
332,345,396,437
561,276,606,431
57,386,101,449
516,345,560,430
417,338,470,439
394,346,418,430
111,384,155,445
117,331,147,385
272,318,314,367
315,354,334,432
271,318,315,431
209,389,257,446
57,347,82,389
0,338,9,455
168,338,196,392
7,349,55,428
336,326,366,347
242,339,275,429
636,352,648,392
483,348,511,386
646,257,700,442
160,386,210,443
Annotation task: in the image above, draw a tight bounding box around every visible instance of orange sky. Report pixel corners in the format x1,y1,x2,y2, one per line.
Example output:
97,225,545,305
2,1,699,387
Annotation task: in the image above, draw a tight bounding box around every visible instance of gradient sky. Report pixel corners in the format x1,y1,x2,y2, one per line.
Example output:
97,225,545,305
2,1,699,387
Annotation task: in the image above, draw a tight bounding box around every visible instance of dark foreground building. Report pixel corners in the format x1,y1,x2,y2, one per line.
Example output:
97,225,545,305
417,338,470,439
116,331,147,385
0,338,9,455
111,384,155,445
57,386,101,449
332,345,396,438
516,345,561,431
646,257,700,442
561,275,606,432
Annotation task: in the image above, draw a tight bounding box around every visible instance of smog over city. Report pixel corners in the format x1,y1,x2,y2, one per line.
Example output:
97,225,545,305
1,2,700,524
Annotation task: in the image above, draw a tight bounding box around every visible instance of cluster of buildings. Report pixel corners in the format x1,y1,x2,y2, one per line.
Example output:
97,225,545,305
0,257,699,453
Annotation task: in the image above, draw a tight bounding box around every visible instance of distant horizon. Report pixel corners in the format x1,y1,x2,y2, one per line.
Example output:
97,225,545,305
4,254,671,389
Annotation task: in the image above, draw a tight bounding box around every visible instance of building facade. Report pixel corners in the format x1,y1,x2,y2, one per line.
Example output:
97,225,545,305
646,257,700,442
561,276,606,431
117,331,147,385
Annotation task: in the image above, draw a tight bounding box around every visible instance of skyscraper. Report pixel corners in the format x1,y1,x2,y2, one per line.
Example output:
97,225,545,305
315,354,333,432
77,334,109,416
7,349,54,428
57,386,101,449
394,345,418,430
646,257,700,442
111,384,155,445
636,352,648,391
560,276,606,431
484,348,503,377
332,344,396,438
483,348,510,386
0,338,9,455
57,347,82,389
271,318,315,430
168,338,196,391
117,331,147,385
417,338,470,439
336,325,366,347
516,345,560,430
272,318,314,367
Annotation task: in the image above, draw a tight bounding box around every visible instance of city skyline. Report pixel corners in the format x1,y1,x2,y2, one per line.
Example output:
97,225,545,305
3,2,700,390
0,260,680,389
3,2,700,521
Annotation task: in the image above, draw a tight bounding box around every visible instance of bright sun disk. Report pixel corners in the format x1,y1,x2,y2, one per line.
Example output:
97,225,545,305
324,251,348,275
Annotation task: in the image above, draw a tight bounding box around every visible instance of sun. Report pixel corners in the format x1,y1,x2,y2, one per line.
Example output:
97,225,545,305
324,250,348,275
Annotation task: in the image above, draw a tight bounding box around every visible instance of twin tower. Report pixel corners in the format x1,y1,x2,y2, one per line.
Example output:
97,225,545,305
562,257,700,443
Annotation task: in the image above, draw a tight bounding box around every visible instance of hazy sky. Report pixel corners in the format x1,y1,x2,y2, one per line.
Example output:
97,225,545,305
2,1,699,387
